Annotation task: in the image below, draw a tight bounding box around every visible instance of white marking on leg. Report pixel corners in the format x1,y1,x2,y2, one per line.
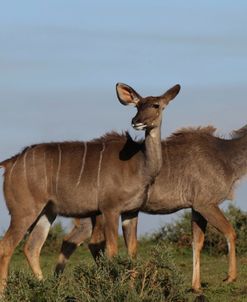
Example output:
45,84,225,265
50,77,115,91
36,214,51,231
76,142,87,187
56,144,62,195
227,238,231,254
96,142,105,202
192,241,196,285
192,239,201,288
122,219,131,228
43,151,48,193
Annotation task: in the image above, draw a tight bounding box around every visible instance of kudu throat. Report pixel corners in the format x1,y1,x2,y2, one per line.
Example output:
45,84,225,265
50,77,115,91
144,127,163,183
229,134,247,179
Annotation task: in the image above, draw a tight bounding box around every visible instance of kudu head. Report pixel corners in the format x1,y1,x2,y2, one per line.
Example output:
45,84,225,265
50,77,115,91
116,83,181,132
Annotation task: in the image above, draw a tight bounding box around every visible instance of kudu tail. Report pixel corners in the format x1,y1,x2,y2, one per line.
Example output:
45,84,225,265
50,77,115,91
231,124,247,139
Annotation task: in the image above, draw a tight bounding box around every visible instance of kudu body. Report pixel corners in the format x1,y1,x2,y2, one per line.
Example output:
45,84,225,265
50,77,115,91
53,124,246,292
0,83,180,293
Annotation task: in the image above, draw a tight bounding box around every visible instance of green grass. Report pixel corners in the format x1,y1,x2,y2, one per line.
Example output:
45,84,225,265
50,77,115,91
5,238,247,302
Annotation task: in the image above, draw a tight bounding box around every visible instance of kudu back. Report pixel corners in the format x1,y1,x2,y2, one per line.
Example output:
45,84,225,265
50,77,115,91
0,83,180,293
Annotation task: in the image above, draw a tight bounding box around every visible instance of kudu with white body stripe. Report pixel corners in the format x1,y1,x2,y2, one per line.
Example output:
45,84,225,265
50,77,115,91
54,124,247,292
0,83,180,293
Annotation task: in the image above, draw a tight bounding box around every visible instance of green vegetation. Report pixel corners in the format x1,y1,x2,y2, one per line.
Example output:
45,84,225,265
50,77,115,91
3,205,247,301
152,204,247,255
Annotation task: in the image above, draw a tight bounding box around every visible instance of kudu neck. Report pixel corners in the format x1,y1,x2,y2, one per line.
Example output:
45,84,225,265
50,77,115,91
144,126,163,182
229,134,247,179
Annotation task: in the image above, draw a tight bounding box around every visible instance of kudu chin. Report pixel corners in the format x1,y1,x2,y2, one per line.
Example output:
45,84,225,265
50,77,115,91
0,83,180,294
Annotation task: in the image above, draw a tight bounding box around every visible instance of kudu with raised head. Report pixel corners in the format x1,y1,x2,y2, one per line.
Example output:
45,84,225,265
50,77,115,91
53,124,246,292
0,83,180,293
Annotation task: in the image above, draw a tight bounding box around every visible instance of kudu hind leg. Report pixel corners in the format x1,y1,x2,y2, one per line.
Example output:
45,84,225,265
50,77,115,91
55,217,93,275
195,204,237,283
24,211,56,280
191,209,207,292
0,209,43,294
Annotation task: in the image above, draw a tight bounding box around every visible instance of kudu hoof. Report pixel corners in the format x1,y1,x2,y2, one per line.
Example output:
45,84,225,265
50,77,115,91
189,287,203,294
223,275,237,283
193,294,209,302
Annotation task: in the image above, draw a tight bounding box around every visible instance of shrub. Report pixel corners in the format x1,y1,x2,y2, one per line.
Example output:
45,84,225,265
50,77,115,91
4,243,187,302
72,243,186,302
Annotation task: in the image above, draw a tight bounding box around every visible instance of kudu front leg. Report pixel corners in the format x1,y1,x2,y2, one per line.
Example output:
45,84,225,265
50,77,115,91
88,215,106,259
191,209,207,292
103,211,119,258
195,204,237,284
121,212,138,259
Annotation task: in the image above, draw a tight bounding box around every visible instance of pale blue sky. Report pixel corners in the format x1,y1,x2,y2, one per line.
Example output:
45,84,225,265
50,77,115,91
0,1,247,235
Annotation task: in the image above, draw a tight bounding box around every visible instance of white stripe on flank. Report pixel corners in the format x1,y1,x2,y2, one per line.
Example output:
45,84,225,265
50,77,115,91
96,142,105,201
9,156,19,181
23,148,29,183
56,144,62,195
32,148,35,165
76,142,87,187
44,151,48,193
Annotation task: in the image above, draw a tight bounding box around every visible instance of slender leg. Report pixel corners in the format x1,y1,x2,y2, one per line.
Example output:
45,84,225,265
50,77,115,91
195,204,237,283
0,211,42,294
103,211,119,258
88,215,106,260
121,212,138,258
191,209,207,292
24,211,56,280
55,217,93,275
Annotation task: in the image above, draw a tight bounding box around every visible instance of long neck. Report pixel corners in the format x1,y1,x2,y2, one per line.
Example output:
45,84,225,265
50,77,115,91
228,135,247,179
144,126,163,183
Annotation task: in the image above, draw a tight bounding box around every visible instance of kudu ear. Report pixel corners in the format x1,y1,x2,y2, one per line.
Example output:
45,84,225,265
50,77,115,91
160,84,181,108
116,83,141,106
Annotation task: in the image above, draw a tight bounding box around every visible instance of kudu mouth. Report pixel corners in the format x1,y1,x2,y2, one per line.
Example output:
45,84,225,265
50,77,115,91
132,122,147,130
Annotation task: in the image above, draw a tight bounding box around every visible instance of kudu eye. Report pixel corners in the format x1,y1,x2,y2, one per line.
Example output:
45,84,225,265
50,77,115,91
152,104,160,109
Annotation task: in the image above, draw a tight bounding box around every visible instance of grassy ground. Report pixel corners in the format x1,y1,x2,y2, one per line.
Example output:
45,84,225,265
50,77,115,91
4,207,247,301
7,238,247,302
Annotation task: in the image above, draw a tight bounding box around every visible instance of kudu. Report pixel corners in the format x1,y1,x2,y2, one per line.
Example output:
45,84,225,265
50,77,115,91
0,83,180,293
51,124,245,292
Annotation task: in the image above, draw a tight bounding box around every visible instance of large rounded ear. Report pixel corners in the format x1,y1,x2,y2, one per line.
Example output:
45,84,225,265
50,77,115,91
116,83,141,106
160,84,181,107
